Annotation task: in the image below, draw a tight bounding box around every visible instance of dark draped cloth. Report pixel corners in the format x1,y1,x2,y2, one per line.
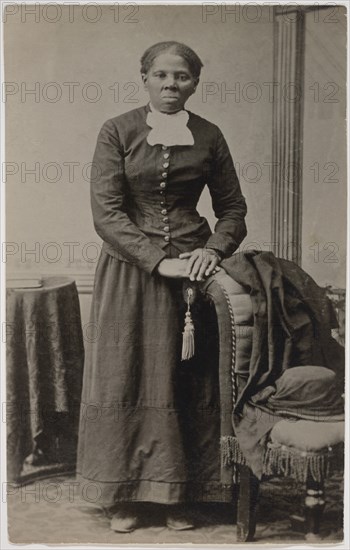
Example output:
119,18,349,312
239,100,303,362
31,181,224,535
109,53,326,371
219,251,345,478
6,278,84,483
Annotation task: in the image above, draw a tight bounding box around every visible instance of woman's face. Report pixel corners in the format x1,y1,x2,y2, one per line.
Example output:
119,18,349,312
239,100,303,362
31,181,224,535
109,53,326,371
142,53,199,113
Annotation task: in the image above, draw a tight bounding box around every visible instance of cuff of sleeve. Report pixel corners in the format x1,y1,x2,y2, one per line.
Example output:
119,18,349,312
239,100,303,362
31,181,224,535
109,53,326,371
205,235,237,258
101,241,167,275
147,249,168,276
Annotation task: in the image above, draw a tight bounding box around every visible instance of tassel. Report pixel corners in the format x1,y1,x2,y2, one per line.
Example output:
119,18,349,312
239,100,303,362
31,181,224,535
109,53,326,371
181,288,195,360
262,442,335,483
220,436,247,467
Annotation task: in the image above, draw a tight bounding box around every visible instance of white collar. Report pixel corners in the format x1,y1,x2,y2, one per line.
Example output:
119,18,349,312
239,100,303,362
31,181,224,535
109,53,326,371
146,103,194,146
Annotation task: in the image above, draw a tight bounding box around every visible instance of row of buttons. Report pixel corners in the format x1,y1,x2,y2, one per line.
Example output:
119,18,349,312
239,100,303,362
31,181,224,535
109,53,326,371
160,145,170,242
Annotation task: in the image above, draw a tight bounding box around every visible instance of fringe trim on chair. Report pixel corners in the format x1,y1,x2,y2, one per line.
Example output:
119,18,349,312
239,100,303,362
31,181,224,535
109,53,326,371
221,435,247,467
262,443,333,483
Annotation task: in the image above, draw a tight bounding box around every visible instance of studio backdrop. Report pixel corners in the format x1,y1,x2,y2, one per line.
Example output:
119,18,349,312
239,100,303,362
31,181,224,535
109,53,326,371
4,4,347,324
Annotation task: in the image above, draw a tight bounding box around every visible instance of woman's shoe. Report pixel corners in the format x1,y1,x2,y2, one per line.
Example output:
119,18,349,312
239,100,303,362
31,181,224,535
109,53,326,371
166,506,194,531
110,508,139,533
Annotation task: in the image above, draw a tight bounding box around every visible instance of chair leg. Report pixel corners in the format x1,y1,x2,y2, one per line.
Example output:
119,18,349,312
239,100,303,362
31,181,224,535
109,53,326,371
236,464,260,542
304,476,325,541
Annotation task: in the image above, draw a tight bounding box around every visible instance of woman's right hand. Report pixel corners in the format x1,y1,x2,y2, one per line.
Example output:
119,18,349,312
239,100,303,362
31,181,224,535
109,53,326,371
156,258,189,278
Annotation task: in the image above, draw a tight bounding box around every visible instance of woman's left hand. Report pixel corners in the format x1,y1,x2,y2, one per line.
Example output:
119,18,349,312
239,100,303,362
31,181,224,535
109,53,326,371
179,248,221,281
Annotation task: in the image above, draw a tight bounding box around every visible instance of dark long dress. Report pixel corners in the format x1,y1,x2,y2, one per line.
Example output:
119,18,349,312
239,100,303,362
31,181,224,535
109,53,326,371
76,105,247,506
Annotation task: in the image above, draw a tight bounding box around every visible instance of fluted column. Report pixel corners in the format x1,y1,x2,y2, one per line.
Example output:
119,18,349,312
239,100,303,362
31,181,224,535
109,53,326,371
271,6,305,264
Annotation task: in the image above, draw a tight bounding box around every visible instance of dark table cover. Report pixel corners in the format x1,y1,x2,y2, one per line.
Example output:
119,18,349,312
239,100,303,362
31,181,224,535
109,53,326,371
6,277,84,483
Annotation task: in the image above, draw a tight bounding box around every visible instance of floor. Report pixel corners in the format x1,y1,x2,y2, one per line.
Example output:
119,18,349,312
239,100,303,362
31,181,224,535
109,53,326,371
6,473,343,545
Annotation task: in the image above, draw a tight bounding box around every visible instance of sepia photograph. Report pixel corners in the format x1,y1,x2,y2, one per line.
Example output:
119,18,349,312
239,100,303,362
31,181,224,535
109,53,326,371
1,1,348,548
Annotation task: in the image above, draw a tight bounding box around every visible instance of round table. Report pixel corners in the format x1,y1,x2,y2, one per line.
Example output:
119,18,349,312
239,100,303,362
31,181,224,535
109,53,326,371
6,277,84,484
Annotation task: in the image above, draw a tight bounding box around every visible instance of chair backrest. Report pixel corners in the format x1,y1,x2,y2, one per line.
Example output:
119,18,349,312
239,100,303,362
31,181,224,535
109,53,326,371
212,269,254,377
200,270,255,484
201,269,254,413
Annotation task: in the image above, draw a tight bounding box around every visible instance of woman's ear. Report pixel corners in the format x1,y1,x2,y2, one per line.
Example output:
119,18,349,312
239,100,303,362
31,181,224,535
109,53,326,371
141,73,148,90
192,77,199,94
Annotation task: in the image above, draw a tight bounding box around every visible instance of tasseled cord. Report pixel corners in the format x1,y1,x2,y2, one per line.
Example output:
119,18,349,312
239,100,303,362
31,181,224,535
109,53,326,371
181,287,195,360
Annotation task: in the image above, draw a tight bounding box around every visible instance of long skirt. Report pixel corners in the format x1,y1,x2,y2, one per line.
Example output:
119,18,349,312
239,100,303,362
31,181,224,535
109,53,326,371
76,244,233,506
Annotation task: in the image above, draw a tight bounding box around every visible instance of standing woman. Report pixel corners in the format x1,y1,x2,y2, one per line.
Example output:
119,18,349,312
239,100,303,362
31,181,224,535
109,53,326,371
77,41,247,533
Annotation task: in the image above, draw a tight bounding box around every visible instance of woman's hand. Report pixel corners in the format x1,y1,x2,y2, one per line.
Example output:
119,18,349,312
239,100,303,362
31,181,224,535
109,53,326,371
156,258,191,278
178,248,221,281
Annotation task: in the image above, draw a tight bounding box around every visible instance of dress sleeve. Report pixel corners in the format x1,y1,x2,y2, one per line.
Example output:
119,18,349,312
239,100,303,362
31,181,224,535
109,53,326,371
90,119,167,275
205,127,247,257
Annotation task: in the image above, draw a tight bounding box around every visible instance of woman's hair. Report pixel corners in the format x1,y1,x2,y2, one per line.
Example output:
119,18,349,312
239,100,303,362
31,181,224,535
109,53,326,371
140,41,203,79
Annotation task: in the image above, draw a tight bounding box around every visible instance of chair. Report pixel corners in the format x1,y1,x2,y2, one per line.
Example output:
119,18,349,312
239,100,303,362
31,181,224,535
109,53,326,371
200,269,345,542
